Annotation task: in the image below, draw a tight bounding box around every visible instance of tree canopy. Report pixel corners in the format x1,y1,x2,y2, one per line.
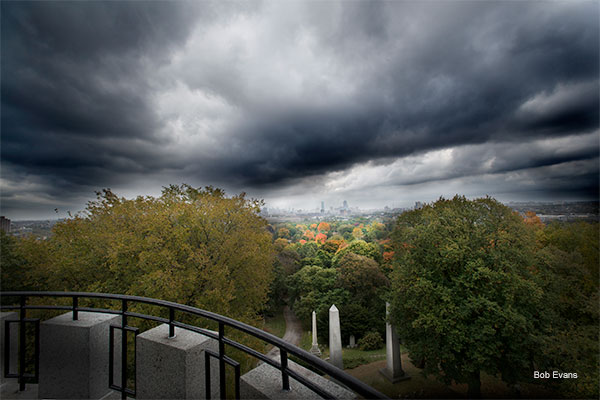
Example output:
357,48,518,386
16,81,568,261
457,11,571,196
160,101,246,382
390,196,543,397
3,185,274,325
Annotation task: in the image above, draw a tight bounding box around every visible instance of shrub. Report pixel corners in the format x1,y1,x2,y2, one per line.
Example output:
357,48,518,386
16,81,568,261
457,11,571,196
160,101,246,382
358,331,383,351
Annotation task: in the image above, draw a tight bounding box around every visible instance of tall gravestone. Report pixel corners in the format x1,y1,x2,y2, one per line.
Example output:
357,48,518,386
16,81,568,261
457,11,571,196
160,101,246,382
348,335,356,349
379,302,409,382
329,305,343,369
310,311,321,356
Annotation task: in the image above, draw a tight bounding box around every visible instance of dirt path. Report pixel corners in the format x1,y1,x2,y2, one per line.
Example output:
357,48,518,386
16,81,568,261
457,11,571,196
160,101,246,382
265,305,303,359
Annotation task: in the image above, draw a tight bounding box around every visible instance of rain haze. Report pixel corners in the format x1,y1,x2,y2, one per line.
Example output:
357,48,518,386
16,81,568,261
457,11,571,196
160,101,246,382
1,1,598,220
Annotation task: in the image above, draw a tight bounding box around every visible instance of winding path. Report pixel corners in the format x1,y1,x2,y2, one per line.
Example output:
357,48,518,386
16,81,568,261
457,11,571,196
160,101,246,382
265,305,304,359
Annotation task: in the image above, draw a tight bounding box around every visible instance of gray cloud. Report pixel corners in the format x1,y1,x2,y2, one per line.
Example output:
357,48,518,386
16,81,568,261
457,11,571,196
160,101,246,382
1,1,598,219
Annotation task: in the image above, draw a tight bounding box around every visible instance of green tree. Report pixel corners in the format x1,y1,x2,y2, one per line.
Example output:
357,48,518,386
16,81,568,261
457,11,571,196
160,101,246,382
336,253,388,340
533,223,599,398
390,196,543,397
45,185,274,324
331,240,382,267
286,265,349,325
1,232,53,292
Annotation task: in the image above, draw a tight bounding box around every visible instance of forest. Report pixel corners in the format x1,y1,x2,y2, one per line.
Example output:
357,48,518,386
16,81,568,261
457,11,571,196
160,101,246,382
1,187,598,398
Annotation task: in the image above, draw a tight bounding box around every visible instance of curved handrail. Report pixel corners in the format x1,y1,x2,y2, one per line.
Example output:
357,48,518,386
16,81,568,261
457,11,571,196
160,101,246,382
0,291,388,399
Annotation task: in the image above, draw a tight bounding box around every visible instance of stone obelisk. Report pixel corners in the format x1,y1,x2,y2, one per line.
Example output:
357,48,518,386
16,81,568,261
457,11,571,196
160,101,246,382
310,311,321,356
329,305,343,369
380,302,409,382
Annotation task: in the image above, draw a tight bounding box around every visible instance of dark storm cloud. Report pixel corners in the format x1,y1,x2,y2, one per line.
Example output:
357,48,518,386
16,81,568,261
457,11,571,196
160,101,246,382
167,1,597,187
1,1,598,218
1,1,199,191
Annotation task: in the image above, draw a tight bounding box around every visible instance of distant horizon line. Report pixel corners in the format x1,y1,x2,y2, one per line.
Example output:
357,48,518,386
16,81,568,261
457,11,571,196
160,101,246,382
3,199,599,222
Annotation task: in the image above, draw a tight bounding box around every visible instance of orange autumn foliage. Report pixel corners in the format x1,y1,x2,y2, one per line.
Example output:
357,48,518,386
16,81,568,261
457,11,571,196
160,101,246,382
317,222,331,232
315,233,327,244
523,211,544,229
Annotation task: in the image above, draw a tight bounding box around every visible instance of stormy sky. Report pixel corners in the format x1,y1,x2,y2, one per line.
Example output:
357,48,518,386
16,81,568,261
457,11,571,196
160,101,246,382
1,1,598,219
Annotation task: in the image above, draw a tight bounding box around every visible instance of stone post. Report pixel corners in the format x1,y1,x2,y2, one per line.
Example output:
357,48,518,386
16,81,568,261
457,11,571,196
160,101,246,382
136,324,219,399
328,305,343,369
240,358,356,399
379,302,409,382
309,311,321,356
38,311,121,399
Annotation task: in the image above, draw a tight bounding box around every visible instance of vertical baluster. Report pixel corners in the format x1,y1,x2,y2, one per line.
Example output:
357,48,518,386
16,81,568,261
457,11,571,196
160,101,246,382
168,308,175,338
218,323,226,399
280,348,290,391
205,352,211,399
72,296,78,320
121,299,127,400
18,295,26,391
34,320,40,384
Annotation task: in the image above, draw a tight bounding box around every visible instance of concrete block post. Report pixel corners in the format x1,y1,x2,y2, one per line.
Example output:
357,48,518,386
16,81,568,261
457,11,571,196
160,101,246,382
379,302,409,383
240,358,355,399
136,324,219,399
329,305,343,370
1,312,18,384
38,311,121,399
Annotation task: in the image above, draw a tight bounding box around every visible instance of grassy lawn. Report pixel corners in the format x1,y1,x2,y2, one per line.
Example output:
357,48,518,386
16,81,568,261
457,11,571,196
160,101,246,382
262,308,286,338
347,355,559,399
300,333,389,370
299,329,312,350
262,307,286,354
347,358,461,399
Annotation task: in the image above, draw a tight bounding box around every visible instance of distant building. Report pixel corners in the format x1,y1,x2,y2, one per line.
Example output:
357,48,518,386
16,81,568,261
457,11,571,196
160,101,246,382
0,216,11,233
414,201,424,209
343,200,348,209
320,201,325,214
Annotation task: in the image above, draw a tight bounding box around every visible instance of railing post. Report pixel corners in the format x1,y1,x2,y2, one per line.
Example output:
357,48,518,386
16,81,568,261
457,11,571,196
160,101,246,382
205,352,212,399
72,296,78,320
121,299,128,400
219,322,226,399
168,308,175,338
18,295,26,391
280,348,290,391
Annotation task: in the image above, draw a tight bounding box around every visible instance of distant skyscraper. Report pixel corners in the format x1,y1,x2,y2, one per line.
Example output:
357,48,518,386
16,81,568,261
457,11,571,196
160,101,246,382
320,201,325,213
0,216,11,233
343,200,348,209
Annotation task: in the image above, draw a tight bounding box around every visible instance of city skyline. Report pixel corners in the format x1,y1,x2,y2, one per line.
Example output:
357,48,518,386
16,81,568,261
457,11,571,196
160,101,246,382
1,1,598,220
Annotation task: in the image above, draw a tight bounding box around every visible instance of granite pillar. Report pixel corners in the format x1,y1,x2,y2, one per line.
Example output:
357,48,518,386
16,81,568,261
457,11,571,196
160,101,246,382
240,358,355,399
38,311,121,399
136,324,219,399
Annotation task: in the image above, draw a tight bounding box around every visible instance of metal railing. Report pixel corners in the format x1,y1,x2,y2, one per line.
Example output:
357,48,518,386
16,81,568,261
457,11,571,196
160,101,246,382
1,291,388,399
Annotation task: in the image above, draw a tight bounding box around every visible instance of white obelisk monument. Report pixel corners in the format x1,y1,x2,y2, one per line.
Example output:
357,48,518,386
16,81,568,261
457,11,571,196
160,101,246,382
310,310,321,356
329,305,343,369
